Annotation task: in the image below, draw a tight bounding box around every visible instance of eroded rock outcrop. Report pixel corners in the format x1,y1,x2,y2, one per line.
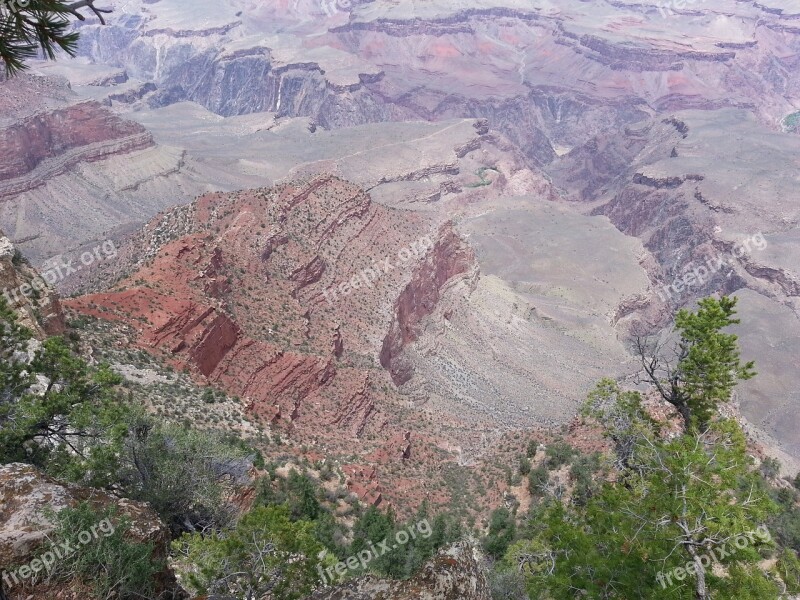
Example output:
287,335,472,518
550,107,800,460
0,463,180,600
0,101,153,197
0,73,154,200
0,73,245,265
380,224,475,385
0,232,64,336
66,177,471,453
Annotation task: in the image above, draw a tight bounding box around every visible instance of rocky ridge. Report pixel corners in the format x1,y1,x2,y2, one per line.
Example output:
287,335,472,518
549,107,800,458
0,100,153,195
64,176,492,509
63,168,657,513
0,232,64,336
67,0,800,167
0,74,257,264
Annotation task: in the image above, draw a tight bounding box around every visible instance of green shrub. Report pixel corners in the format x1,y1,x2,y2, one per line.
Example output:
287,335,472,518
569,453,601,506
526,439,538,458
11,248,26,266
545,441,575,470
118,413,251,535
528,466,549,497
39,502,162,600
0,298,130,486
174,505,322,600
770,501,800,553
483,507,516,560
489,567,527,600
777,548,800,593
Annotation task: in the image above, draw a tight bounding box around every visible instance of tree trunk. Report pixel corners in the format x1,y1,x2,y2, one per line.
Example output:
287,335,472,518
676,401,692,433
685,543,708,600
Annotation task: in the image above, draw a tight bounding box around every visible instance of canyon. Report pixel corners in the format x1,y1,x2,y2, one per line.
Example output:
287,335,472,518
1,0,799,510
62,173,642,509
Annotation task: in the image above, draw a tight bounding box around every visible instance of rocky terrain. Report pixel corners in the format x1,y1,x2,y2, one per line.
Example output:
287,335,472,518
550,108,800,458
61,0,800,158
2,2,800,598
0,73,248,264
67,176,435,440
309,541,491,600
63,173,633,511
0,232,64,335
0,0,798,541
0,463,180,600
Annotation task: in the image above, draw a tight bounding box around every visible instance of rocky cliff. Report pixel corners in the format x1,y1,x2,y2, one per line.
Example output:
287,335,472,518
63,165,656,514
0,74,249,264
0,232,64,336
67,0,800,169
380,225,475,385
0,100,153,195
549,107,800,459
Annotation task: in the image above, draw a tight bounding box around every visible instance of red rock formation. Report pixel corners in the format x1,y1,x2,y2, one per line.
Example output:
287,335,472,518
0,101,153,196
66,177,474,455
342,464,383,506
332,374,374,437
380,223,475,384
64,176,526,516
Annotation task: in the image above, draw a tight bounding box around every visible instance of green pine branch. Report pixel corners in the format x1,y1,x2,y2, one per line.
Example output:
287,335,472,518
0,0,111,76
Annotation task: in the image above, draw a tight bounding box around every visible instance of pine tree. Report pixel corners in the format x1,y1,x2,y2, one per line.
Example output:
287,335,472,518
484,507,516,559
513,419,779,600
498,298,797,599
174,505,323,600
0,0,111,75
636,295,755,432
0,296,128,484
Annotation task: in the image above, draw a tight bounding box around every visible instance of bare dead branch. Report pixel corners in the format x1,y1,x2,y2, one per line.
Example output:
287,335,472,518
65,0,112,25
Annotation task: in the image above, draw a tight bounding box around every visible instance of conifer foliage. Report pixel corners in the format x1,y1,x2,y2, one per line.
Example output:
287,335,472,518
0,0,110,75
